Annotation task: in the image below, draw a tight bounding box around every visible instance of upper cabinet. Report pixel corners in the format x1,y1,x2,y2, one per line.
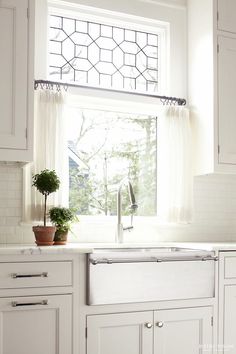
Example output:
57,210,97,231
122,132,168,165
0,0,34,162
188,0,236,174
218,36,236,165
218,0,236,33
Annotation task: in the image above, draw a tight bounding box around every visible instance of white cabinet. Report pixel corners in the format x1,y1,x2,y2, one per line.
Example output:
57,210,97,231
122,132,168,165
154,307,213,354
188,0,236,174
87,307,213,354
218,0,236,33
218,36,236,164
87,311,153,354
0,0,34,161
0,256,76,354
219,252,236,354
0,294,72,354
223,286,236,354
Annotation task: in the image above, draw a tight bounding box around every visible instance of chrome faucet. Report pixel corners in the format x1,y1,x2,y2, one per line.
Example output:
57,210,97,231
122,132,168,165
116,177,138,243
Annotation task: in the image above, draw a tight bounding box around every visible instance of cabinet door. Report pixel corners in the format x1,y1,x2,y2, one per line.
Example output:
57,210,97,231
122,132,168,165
224,286,236,354
218,36,236,164
0,294,72,354
0,0,28,150
218,0,236,34
154,307,213,354
87,311,153,354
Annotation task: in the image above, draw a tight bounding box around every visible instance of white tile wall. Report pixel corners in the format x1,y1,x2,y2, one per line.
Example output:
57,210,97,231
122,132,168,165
0,163,32,244
1,163,236,244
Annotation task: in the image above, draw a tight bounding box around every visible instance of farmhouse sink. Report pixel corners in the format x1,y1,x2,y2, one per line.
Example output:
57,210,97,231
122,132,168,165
87,247,217,305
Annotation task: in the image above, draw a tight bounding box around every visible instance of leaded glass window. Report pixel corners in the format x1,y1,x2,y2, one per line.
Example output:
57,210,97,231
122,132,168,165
49,14,161,94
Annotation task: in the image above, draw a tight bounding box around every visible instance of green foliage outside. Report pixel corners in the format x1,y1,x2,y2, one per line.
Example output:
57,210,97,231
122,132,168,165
68,110,157,217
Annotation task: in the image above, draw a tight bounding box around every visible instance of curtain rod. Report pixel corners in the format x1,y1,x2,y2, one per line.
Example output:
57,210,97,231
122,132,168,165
34,79,187,106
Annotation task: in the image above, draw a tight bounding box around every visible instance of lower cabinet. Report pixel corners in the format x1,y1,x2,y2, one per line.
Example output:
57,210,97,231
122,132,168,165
219,252,236,354
87,307,213,354
87,311,153,354
223,286,236,354
0,294,72,354
154,307,213,354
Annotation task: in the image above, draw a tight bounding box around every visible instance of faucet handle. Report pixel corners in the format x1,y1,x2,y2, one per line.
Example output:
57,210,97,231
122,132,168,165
123,226,134,232
129,203,138,212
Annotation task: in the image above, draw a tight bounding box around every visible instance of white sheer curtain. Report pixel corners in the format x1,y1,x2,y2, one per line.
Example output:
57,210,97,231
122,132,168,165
23,89,69,222
157,106,193,223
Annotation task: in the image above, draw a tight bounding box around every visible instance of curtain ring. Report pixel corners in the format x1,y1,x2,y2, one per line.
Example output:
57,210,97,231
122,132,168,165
160,98,166,105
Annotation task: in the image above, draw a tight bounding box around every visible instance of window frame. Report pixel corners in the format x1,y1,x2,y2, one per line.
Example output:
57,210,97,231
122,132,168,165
46,2,170,221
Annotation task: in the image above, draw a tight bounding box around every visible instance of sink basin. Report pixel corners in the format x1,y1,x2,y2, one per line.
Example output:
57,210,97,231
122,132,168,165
87,247,217,305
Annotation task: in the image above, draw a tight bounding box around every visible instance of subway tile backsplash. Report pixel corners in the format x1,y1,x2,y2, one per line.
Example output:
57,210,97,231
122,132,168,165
1,163,236,244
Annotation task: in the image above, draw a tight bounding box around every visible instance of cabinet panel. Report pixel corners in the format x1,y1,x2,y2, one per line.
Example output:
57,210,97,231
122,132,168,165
223,286,236,354
87,311,153,354
154,307,213,354
218,0,236,34
0,294,72,354
218,36,236,164
224,256,236,279
0,0,28,150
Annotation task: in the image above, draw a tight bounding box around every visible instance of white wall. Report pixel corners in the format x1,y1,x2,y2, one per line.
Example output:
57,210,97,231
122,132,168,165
0,164,32,244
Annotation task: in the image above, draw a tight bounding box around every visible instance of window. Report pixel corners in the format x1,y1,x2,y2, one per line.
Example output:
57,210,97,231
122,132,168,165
48,10,167,94
67,107,157,216
47,6,169,218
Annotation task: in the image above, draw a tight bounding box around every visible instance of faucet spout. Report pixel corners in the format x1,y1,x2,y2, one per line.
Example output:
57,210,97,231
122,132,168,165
116,178,138,243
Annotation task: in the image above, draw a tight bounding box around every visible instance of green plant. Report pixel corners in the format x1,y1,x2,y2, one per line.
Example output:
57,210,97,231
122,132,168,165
32,169,60,227
49,207,78,233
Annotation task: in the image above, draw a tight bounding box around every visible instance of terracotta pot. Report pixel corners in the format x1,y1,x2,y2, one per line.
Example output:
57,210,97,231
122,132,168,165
53,230,69,245
32,226,56,246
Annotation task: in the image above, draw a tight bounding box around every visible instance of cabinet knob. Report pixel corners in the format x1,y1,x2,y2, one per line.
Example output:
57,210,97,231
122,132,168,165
156,321,164,328
145,322,153,329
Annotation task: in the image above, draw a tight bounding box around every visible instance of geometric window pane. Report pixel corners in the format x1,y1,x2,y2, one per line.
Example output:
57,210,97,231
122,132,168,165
49,15,159,94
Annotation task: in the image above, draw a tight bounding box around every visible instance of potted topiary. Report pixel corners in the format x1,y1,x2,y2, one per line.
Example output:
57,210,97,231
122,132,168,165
49,207,78,245
32,169,60,246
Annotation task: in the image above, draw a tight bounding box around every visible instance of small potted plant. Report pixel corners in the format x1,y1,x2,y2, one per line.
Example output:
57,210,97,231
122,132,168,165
32,169,60,246
49,207,78,245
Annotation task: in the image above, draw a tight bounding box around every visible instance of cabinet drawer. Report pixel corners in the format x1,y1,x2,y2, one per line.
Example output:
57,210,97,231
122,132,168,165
0,261,72,289
224,257,236,279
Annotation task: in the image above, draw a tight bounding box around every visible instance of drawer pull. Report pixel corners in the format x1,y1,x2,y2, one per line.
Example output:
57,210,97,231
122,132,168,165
11,272,48,279
12,300,48,307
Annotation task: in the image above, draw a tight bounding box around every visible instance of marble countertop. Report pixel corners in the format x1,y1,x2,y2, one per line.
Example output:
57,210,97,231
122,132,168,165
0,243,94,255
1,241,236,255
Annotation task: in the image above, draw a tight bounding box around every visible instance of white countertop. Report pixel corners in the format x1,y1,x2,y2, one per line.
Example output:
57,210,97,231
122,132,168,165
0,243,94,255
1,241,236,255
